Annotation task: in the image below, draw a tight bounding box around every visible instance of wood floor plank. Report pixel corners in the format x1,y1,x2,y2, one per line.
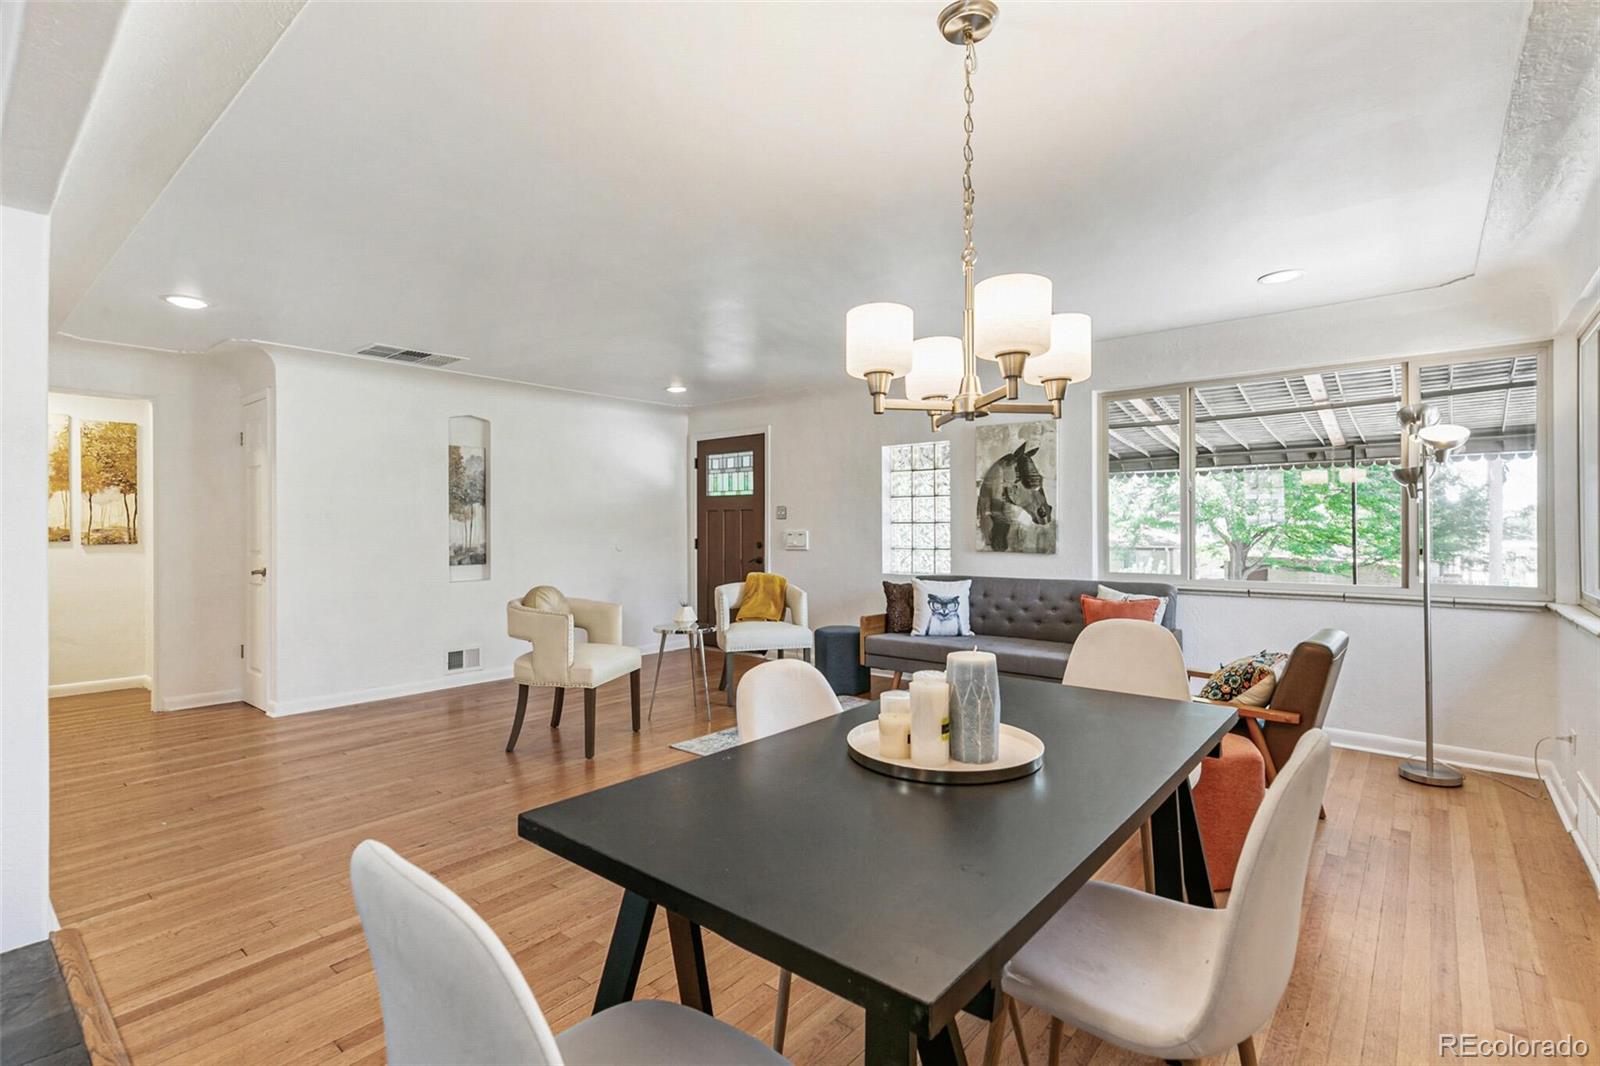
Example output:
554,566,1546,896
48,655,1599,1064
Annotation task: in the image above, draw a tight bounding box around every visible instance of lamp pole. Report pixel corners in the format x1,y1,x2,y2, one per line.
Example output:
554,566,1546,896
1396,405,1466,788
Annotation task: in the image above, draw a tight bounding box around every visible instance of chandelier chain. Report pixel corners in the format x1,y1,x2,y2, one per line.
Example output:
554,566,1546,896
962,30,977,270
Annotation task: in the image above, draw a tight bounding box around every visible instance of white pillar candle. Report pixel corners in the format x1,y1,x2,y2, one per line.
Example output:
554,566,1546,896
909,676,950,767
946,649,1001,764
877,690,912,759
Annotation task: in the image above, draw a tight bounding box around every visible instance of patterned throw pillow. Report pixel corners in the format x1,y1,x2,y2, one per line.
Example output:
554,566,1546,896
883,581,914,634
911,578,974,637
1080,594,1161,625
1198,651,1289,707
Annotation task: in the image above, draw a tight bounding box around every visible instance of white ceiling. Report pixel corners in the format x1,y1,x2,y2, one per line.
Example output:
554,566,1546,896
57,0,1540,405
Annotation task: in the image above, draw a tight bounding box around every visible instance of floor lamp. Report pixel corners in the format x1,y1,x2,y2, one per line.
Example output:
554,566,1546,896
1392,403,1471,788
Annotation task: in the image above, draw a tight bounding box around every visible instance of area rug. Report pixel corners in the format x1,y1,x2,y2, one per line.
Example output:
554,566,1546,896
670,695,870,756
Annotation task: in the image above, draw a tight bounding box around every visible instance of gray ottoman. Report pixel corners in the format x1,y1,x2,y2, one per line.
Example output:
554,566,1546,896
814,624,870,696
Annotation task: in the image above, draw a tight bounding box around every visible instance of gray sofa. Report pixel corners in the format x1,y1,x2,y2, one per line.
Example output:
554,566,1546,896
860,575,1180,682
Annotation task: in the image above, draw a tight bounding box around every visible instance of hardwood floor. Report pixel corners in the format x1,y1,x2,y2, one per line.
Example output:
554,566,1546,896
50,655,1598,1064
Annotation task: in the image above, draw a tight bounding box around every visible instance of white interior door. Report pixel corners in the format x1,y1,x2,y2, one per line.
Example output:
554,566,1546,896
243,396,272,709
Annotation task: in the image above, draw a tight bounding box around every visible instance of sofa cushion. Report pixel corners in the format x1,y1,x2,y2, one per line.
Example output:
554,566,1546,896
883,581,914,634
864,632,1070,680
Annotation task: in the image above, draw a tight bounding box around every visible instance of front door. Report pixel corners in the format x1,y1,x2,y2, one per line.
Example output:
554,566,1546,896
695,434,766,626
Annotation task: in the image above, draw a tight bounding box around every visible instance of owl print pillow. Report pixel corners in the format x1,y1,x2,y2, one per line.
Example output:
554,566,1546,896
911,578,974,637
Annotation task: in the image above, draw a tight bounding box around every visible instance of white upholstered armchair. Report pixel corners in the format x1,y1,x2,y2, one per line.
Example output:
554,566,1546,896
506,592,642,759
713,581,813,707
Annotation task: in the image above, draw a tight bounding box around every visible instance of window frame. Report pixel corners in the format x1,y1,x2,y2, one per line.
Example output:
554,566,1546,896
880,440,953,577
1097,342,1553,602
1580,310,1600,613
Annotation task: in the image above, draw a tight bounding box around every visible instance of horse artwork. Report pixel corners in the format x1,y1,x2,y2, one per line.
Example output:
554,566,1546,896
975,420,1057,554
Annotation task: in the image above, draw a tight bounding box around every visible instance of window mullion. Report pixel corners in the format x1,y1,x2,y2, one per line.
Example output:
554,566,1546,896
1181,387,1196,581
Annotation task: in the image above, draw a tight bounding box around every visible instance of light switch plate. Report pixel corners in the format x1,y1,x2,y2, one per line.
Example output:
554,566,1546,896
775,505,788,520
783,529,809,550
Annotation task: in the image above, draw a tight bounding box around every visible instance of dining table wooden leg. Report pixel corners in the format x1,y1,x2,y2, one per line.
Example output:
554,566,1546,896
665,911,712,1015
593,891,657,1013
864,1010,915,1066
1176,779,1215,908
915,1021,970,1066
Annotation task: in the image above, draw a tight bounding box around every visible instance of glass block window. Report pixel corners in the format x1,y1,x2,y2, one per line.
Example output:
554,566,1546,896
883,441,952,575
706,450,754,497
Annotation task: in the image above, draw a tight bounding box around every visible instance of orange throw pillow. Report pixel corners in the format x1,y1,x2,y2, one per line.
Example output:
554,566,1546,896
1081,593,1160,626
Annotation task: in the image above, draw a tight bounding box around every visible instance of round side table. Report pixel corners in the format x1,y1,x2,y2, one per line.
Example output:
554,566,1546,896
649,622,714,722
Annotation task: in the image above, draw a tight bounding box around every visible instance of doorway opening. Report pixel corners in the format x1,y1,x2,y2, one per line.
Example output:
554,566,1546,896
46,392,155,710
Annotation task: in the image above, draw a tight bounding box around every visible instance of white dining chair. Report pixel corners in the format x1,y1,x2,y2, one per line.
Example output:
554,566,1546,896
734,659,845,1051
734,657,844,745
986,730,1332,1066
1061,618,1196,892
350,840,788,1066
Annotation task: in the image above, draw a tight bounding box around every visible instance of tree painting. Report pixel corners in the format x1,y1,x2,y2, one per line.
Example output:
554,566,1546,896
48,414,71,542
80,420,139,545
448,444,487,566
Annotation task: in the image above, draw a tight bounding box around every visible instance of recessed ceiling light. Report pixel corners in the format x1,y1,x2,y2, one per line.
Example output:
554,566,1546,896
161,293,209,309
665,384,688,394
1256,269,1304,286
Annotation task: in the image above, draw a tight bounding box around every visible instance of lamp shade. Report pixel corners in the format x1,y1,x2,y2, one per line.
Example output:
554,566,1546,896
1023,312,1092,385
845,303,914,379
974,274,1052,360
1417,423,1470,452
906,336,964,401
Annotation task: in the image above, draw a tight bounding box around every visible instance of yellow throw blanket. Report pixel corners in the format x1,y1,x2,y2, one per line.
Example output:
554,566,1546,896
735,573,788,623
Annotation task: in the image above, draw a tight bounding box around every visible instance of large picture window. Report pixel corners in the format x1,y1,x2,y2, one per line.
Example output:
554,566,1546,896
1100,347,1548,598
883,441,952,575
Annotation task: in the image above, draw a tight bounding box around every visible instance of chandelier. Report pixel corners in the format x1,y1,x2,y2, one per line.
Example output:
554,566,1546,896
844,0,1090,430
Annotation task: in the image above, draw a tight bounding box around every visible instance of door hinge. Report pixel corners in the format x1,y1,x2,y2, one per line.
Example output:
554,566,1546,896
239,431,244,446
693,537,699,550
240,644,245,659
693,457,699,470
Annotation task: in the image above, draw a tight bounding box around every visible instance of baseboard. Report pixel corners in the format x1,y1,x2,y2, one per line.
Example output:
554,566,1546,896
1544,768,1600,898
160,688,244,712
1324,727,1536,779
267,666,514,717
49,675,150,697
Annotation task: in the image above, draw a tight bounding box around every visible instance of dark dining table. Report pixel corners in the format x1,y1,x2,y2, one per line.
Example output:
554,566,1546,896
518,676,1236,1065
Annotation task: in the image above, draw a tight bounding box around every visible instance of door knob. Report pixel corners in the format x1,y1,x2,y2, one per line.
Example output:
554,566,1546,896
750,558,764,567
250,567,268,577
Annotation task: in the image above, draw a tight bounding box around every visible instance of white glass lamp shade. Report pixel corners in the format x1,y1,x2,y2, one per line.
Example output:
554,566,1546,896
1417,423,1470,452
974,274,1052,361
905,336,964,401
845,303,914,379
1300,468,1330,486
1023,312,1092,385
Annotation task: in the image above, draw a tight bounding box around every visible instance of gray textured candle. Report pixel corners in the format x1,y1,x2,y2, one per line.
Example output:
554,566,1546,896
946,649,1000,763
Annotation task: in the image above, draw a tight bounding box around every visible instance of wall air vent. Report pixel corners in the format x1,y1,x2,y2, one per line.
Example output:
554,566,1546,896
354,343,466,369
446,647,481,672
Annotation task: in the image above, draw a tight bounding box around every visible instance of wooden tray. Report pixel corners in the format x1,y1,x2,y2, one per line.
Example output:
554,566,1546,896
846,721,1044,785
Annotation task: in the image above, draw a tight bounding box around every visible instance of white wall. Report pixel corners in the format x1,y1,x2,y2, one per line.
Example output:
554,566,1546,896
2,205,55,950
49,338,273,710
267,349,689,715
688,271,1579,768
47,391,152,693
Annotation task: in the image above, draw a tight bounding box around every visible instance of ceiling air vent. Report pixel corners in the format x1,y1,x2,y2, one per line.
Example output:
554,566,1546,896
354,343,466,369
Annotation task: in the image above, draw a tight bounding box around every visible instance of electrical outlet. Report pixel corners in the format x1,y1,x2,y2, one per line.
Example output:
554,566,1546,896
775,505,788,520
783,529,809,550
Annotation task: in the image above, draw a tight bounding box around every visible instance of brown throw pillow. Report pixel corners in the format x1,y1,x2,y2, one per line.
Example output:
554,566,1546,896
883,581,913,633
